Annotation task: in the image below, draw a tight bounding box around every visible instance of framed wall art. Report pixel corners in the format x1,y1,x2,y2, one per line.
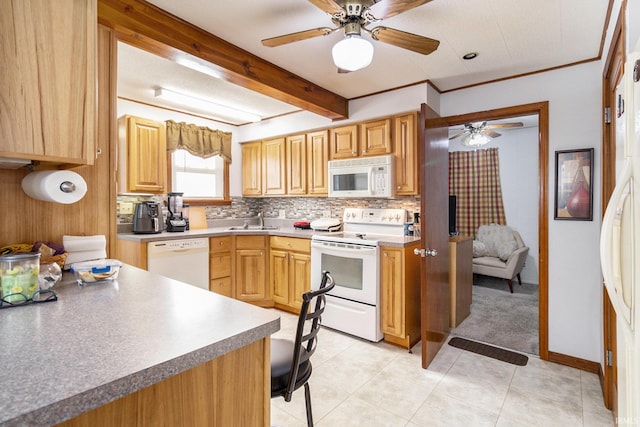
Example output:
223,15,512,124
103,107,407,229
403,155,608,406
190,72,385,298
554,148,594,221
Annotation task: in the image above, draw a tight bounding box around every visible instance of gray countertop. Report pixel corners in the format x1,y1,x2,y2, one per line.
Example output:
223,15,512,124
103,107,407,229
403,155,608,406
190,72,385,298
0,266,280,426
118,223,420,248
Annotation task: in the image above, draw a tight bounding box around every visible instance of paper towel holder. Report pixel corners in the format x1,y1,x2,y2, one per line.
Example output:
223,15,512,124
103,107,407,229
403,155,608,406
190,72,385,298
60,181,76,193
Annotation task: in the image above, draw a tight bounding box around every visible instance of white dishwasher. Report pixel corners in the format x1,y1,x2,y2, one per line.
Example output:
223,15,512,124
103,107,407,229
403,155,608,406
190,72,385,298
147,238,209,290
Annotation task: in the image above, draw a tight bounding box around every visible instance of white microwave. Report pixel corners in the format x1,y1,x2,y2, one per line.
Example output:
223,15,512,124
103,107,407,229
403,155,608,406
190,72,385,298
328,154,394,198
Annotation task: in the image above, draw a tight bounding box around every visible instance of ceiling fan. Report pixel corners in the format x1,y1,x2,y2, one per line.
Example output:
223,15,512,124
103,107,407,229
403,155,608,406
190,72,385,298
449,121,524,147
261,0,440,72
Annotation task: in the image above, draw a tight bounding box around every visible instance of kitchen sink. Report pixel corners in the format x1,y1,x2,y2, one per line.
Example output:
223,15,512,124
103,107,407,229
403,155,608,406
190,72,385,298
227,225,279,231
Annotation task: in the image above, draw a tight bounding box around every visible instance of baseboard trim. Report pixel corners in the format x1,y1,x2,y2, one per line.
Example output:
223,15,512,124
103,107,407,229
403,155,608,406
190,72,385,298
547,351,601,374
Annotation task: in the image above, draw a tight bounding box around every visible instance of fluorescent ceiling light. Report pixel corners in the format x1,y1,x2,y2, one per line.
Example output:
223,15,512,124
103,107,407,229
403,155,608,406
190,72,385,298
154,87,262,123
174,57,224,80
332,35,374,72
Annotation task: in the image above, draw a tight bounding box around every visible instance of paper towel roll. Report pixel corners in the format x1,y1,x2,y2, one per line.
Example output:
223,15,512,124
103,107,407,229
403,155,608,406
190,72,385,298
22,170,88,204
63,235,106,253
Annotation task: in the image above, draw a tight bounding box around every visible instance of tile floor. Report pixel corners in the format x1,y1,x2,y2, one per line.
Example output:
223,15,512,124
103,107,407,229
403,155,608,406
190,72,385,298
270,309,614,427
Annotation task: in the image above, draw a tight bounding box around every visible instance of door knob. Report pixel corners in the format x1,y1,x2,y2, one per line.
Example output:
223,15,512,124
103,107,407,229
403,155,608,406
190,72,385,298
413,247,438,257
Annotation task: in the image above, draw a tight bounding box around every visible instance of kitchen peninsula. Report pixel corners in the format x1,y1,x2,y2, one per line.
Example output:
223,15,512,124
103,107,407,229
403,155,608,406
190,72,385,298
0,266,279,426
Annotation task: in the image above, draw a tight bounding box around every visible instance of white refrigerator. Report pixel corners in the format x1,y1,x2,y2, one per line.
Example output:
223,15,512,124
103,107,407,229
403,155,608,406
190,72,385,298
600,48,640,424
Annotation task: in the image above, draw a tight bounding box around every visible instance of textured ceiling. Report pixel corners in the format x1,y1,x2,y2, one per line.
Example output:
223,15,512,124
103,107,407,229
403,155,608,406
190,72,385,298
117,0,610,125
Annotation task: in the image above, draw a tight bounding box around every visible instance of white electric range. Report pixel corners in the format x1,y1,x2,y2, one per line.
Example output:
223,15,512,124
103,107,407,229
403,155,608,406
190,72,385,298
310,208,407,341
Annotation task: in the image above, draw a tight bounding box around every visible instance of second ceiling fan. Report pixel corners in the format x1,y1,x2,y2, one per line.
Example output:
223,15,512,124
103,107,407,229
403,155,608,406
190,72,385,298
261,0,440,72
450,121,524,147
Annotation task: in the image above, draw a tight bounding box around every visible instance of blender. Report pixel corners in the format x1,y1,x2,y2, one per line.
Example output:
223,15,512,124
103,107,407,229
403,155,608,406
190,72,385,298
166,192,187,232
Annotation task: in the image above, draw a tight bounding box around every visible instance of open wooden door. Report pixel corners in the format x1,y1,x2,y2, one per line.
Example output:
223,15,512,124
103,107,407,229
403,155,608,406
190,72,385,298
419,103,451,368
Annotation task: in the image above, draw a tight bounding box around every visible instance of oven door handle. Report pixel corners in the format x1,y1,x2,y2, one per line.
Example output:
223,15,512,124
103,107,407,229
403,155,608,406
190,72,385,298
311,241,378,255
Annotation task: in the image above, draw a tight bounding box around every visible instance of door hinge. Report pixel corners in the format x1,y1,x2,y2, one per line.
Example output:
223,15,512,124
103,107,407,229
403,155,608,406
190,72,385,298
605,349,613,366
604,107,611,124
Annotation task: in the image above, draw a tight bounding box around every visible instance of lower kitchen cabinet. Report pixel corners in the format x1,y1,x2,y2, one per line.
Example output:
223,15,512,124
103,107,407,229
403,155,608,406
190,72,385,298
269,236,311,313
235,235,271,306
380,243,421,349
210,236,232,297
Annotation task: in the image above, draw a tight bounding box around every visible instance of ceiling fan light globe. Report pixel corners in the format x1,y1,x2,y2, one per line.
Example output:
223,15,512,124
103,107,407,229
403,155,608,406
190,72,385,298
332,36,374,71
461,133,490,147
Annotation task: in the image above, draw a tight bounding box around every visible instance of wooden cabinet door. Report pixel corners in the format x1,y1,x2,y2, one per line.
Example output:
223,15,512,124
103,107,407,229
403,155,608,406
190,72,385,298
235,249,267,301
286,134,307,195
330,125,358,159
0,0,96,165
270,249,289,305
393,113,418,195
290,252,311,310
262,137,286,195
380,247,405,337
361,118,392,156
241,142,262,196
307,130,329,195
125,116,167,193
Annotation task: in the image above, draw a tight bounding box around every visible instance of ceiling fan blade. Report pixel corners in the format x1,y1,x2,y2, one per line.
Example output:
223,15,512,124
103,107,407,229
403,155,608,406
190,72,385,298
369,26,439,55
482,130,502,138
368,0,433,20
262,27,336,47
486,122,524,129
307,0,344,15
449,131,466,141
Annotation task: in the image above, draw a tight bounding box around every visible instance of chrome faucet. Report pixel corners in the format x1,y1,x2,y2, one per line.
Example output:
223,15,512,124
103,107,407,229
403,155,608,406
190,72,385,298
258,211,264,228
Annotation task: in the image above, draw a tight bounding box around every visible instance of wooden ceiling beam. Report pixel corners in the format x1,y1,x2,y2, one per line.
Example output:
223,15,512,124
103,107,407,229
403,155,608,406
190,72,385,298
98,0,349,120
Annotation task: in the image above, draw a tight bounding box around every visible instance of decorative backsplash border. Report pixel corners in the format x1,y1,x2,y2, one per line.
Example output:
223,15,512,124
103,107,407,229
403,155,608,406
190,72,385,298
117,195,420,224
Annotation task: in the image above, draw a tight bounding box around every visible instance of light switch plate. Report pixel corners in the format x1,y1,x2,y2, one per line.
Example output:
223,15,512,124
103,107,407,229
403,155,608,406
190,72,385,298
323,210,331,218
278,209,286,218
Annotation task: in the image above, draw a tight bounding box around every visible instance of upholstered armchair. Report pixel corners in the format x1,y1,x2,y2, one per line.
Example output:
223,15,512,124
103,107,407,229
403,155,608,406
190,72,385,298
472,224,529,293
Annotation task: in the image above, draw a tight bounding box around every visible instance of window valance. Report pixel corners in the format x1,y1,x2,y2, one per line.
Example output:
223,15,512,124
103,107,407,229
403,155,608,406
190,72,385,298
165,120,232,162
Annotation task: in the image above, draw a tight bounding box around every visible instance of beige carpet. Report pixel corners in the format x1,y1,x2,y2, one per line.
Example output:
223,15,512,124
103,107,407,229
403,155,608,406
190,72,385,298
451,275,539,355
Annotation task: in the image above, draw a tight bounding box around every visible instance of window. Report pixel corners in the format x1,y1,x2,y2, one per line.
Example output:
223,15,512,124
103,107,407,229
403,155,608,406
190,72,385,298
169,149,229,204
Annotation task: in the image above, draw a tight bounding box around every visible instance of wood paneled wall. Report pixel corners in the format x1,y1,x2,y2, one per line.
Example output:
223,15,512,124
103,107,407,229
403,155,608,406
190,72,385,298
0,25,117,256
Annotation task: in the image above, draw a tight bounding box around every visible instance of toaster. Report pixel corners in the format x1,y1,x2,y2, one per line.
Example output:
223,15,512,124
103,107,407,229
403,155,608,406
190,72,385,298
133,202,162,234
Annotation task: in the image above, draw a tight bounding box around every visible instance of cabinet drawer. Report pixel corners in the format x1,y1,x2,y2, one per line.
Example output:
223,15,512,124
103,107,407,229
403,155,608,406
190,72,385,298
210,236,232,252
235,235,267,249
210,253,231,279
270,236,310,253
210,276,232,297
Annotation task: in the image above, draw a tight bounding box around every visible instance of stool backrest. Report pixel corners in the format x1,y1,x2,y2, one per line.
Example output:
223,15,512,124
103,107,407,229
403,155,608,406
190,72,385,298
284,271,335,399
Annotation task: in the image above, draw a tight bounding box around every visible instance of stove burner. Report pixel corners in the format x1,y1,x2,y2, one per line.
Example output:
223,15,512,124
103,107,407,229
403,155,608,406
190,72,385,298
355,233,366,239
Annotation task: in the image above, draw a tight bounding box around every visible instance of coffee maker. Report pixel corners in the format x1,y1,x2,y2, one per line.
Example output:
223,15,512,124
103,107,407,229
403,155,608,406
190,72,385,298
166,192,187,232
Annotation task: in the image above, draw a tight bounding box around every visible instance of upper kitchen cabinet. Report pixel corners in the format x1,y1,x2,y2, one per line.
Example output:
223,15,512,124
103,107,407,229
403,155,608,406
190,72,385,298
286,134,307,195
262,137,286,195
360,118,392,157
329,124,359,159
0,0,97,166
119,115,167,194
241,141,262,196
306,130,329,195
393,113,418,195
330,119,392,159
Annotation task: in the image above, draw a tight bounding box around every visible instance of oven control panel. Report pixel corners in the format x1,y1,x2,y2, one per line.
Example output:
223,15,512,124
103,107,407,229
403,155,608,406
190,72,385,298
343,208,407,224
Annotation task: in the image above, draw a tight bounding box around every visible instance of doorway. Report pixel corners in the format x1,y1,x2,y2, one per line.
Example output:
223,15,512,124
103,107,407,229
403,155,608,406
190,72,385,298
448,114,539,355
437,102,549,360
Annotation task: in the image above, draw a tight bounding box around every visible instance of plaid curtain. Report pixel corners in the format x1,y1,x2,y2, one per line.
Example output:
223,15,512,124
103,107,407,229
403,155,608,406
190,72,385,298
449,148,506,238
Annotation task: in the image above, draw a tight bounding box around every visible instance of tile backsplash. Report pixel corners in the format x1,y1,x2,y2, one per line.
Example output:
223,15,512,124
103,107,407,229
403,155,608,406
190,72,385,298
117,195,420,224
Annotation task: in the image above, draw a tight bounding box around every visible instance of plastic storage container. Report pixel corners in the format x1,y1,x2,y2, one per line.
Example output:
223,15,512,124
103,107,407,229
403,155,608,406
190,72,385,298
71,259,122,285
0,252,41,302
